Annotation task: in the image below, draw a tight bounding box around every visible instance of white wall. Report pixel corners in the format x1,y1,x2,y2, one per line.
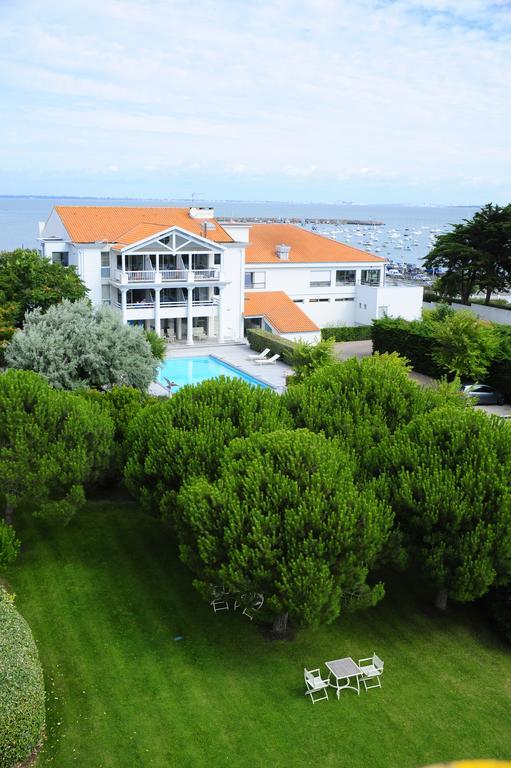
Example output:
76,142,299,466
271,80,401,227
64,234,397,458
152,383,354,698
280,330,321,344
220,243,244,340
221,223,251,244
423,301,511,326
355,284,424,325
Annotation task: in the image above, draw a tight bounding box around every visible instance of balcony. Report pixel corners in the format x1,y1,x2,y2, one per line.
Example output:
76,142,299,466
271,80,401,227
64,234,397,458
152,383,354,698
113,269,221,285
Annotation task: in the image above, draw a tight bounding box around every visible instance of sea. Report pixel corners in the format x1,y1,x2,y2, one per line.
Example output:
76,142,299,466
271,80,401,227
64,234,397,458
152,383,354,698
0,196,481,267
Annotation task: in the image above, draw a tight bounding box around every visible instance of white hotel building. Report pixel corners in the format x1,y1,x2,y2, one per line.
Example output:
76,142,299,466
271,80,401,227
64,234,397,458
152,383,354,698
39,205,423,344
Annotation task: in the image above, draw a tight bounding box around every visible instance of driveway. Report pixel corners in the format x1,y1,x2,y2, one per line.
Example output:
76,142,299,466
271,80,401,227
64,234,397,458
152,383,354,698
337,341,511,418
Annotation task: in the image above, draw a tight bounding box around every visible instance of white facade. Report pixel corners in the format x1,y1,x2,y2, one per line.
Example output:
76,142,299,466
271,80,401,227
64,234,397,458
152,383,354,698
244,261,423,329
40,212,245,344
39,207,423,345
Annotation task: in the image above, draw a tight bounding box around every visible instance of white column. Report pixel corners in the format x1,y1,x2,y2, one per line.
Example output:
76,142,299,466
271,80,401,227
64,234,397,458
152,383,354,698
154,288,161,336
121,289,127,325
176,318,182,341
218,287,225,343
186,288,194,345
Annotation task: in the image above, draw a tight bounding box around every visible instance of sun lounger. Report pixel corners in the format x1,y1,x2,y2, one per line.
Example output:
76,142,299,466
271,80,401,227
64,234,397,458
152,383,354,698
247,347,270,361
254,353,280,365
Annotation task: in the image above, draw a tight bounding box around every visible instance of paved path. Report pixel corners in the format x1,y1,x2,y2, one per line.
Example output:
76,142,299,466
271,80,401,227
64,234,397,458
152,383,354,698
333,340,373,360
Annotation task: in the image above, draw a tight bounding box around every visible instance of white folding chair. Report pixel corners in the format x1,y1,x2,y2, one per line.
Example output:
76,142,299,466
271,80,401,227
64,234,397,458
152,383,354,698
210,584,230,613
242,593,264,621
304,668,330,703
358,653,384,690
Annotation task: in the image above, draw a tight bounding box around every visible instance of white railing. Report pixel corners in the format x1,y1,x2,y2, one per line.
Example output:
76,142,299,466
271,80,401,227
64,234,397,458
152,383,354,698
127,301,154,309
161,270,188,282
113,269,221,284
127,270,156,282
160,300,187,308
194,268,220,281
192,299,216,306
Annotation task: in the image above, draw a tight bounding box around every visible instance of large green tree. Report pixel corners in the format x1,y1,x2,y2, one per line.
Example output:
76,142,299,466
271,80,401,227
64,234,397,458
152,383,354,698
283,353,466,459
424,203,511,305
124,377,292,516
176,429,393,635
5,299,157,391
374,407,511,610
0,248,87,359
0,370,114,525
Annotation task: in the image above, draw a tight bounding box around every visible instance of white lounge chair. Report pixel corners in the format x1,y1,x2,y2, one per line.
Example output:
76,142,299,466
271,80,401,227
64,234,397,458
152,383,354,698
304,668,330,703
254,353,280,365
165,330,176,343
247,347,270,361
193,327,206,341
358,653,384,690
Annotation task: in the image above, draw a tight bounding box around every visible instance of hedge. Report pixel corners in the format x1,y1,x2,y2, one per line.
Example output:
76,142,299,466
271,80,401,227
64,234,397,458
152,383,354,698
370,318,444,378
0,589,45,768
246,329,298,364
371,317,511,401
321,326,372,342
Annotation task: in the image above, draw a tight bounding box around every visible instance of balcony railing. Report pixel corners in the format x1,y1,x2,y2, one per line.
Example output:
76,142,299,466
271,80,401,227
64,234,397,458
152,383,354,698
113,269,220,284
161,269,188,282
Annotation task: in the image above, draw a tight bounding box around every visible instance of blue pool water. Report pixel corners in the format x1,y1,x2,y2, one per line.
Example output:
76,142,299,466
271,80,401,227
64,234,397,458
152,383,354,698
157,356,268,390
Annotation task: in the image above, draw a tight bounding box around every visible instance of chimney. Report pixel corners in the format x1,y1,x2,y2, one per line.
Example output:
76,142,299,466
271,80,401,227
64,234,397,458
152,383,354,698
275,243,291,260
189,206,215,219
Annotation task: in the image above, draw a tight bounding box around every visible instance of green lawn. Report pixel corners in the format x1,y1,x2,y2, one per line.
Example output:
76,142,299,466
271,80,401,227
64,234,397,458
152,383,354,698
4,496,510,768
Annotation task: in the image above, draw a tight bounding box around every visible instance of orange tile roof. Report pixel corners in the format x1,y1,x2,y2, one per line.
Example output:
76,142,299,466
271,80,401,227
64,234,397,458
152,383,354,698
244,291,320,334
111,222,175,250
55,206,233,244
246,223,385,264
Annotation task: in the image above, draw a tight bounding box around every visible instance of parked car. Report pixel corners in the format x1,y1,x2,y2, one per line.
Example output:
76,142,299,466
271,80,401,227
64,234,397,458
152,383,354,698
460,383,505,405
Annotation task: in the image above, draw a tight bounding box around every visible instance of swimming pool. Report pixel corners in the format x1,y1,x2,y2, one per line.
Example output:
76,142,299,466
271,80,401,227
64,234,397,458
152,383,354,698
157,355,268,390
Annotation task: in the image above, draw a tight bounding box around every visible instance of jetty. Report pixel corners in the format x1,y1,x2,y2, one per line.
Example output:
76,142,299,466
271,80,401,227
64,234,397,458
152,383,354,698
218,217,384,226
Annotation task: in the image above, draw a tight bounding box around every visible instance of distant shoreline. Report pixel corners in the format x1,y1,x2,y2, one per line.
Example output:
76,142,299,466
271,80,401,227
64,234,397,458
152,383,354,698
0,195,482,208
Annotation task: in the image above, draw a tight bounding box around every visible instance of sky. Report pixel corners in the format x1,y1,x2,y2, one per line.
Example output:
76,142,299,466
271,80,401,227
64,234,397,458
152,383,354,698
0,0,510,204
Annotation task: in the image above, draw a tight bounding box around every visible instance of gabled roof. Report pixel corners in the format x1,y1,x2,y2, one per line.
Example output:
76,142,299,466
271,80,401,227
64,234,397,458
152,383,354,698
244,291,320,334
112,222,174,250
54,206,234,244
246,223,385,264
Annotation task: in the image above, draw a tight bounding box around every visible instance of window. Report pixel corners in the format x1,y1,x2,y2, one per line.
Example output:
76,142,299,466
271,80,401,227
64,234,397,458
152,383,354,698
336,269,356,286
214,253,222,266
293,299,304,304
309,270,331,287
52,251,68,266
335,297,355,302
101,285,111,305
245,271,266,289
361,269,380,286
309,298,330,303
101,251,110,278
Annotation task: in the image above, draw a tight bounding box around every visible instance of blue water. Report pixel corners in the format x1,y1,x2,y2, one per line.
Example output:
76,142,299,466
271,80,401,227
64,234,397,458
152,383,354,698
157,355,268,390
0,196,480,266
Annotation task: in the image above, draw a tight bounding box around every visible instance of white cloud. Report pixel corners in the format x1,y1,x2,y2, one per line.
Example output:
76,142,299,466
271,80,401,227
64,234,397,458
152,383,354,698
0,0,509,201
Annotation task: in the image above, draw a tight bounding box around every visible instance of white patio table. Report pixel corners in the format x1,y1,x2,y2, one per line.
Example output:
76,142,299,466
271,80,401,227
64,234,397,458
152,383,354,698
325,657,362,698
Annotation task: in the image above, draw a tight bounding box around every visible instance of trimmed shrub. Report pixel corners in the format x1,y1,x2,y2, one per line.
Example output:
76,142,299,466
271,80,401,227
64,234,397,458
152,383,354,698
246,328,297,364
321,326,372,342
0,589,45,768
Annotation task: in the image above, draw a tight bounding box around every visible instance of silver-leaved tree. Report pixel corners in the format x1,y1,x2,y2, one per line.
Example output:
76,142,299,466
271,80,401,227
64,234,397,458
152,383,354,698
5,298,157,391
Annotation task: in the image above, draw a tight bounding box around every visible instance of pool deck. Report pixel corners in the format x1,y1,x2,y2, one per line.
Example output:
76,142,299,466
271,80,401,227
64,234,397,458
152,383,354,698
149,343,291,396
